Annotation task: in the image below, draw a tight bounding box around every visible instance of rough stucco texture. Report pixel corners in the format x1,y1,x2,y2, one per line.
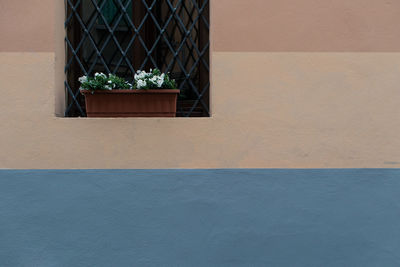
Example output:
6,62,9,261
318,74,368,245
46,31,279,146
1,52,400,169
1,169,400,266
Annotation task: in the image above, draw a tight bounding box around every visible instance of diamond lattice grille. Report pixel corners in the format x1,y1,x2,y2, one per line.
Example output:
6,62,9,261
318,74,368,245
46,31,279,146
65,0,210,117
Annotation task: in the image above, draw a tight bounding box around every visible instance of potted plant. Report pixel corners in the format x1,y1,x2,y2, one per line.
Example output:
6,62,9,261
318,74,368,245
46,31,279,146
79,70,179,117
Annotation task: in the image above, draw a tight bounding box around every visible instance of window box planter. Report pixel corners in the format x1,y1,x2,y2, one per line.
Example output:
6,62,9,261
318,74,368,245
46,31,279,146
81,89,180,117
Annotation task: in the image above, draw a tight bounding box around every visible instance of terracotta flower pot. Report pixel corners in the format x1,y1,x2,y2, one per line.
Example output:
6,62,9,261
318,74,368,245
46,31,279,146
81,89,180,117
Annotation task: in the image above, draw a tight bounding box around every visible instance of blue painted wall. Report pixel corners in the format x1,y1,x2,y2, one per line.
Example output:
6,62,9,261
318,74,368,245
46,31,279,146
1,169,400,266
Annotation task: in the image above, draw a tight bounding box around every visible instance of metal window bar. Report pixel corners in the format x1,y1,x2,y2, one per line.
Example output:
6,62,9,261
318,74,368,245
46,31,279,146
65,0,210,117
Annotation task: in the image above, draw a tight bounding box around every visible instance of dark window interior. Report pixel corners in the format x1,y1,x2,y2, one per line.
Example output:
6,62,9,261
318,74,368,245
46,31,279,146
65,0,210,117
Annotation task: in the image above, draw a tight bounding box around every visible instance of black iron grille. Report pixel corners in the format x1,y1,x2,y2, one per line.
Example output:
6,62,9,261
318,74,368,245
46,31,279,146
65,0,210,117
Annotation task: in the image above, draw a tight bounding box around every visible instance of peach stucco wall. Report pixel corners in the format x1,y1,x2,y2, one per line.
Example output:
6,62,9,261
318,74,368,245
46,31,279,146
214,0,400,52
0,0,54,52
1,1,400,169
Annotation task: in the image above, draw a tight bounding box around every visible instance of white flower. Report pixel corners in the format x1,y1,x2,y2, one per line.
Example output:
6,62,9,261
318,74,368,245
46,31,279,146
134,71,145,80
78,76,88,83
135,70,152,80
104,85,112,90
137,79,147,89
133,70,169,88
157,78,164,88
95,72,107,79
78,76,87,83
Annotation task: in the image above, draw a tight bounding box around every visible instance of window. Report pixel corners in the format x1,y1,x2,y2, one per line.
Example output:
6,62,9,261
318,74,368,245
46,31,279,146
65,0,210,117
